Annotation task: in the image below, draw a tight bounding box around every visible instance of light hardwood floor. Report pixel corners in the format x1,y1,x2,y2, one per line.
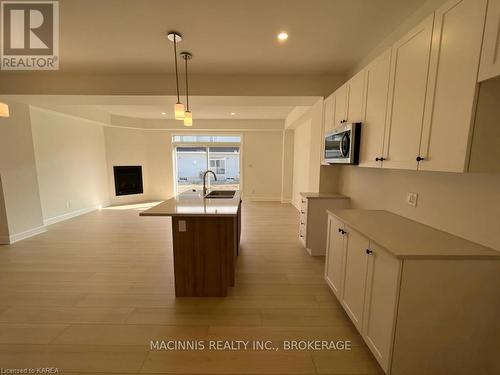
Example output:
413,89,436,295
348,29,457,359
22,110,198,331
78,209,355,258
0,201,383,374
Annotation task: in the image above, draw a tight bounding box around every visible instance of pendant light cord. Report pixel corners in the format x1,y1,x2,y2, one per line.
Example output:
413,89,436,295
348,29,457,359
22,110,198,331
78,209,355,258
185,56,189,111
173,35,180,103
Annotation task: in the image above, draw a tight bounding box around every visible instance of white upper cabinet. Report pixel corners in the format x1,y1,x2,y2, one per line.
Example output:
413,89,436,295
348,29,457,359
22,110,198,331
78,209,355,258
478,0,500,82
333,83,348,128
323,93,336,135
419,0,488,172
359,49,392,168
346,70,366,123
383,15,434,170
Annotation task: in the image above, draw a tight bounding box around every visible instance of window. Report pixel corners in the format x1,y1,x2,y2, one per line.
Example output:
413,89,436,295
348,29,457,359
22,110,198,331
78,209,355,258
173,135,241,194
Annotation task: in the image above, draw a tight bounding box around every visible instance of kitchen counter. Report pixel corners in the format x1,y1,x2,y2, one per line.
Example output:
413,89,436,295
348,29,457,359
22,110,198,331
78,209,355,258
140,190,241,217
140,190,242,297
300,192,348,199
327,209,500,259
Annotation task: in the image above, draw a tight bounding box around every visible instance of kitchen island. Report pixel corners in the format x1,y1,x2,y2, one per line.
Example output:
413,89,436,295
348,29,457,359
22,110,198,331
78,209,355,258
140,190,242,297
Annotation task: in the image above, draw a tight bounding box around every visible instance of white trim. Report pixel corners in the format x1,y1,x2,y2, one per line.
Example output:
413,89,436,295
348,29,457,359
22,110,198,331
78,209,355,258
280,199,292,204
8,225,47,244
43,205,104,226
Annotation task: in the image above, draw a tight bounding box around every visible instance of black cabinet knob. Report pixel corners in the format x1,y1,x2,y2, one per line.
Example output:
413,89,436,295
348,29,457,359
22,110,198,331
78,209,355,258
375,157,386,162
416,156,425,162
338,228,342,233
366,249,373,255
375,157,380,161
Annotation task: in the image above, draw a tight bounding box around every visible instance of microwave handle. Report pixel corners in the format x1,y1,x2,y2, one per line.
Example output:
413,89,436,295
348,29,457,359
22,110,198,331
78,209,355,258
340,133,349,157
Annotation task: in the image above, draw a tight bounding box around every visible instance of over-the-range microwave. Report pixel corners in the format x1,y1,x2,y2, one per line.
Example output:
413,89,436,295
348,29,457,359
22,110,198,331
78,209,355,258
324,122,361,164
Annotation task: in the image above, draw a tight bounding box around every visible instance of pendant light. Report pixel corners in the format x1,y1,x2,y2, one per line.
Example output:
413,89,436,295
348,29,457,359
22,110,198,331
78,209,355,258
181,52,193,127
167,31,184,120
0,102,9,118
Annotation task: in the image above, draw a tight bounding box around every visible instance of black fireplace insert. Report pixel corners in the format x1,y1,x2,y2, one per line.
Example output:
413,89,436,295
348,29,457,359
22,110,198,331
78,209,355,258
113,166,143,196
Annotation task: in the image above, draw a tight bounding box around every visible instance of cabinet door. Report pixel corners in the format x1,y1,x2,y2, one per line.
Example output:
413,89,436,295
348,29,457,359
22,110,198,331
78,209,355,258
325,216,346,299
341,226,369,332
333,84,348,128
383,15,434,170
359,49,392,168
419,0,487,172
362,243,401,373
323,93,336,134
346,70,365,123
478,0,500,82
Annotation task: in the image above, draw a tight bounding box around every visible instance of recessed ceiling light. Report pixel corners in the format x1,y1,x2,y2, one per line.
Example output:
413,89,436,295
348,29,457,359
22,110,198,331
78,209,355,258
277,32,288,41
231,112,236,116
161,112,166,115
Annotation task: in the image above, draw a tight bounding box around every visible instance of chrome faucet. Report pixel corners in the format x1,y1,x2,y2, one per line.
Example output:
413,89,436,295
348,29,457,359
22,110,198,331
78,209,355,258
202,170,217,197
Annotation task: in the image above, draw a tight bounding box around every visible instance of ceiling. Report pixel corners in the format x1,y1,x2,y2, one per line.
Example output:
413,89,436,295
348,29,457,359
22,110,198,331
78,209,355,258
57,0,427,75
6,95,320,120
95,104,295,120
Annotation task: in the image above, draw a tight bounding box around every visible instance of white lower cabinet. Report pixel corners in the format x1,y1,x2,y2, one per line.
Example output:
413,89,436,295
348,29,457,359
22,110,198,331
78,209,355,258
362,243,401,373
324,216,345,299
324,210,499,375
326,221,399,371
340,226,369,332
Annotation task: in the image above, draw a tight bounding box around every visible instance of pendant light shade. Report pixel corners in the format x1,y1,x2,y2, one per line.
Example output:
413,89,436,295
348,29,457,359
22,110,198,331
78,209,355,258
181,51,193,127
184,111,193,126
0,102,9,118
168,31,184,120
174,102,185,120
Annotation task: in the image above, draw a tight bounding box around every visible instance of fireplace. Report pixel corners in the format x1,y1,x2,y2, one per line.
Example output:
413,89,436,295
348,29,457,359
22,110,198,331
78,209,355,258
113,166,143,196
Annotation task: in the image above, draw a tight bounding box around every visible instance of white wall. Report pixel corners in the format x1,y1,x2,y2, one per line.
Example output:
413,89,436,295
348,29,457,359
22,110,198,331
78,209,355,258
243,131,284,201
104,127,284,203
103,126,150,205
30,107,109,224
0,102,45,242
144,131,175,201
338,167,500,251
288,99,341,208
281,130,294,203
292,120,312,208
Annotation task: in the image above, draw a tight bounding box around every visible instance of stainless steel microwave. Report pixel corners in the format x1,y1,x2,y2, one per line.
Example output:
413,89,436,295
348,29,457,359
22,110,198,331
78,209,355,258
324,122,361,164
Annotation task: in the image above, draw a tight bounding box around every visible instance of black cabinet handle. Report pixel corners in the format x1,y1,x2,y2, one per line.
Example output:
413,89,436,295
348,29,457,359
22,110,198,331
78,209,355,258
376,157,386,161
338,229,346,235
366,249,373,255
416,156,425,162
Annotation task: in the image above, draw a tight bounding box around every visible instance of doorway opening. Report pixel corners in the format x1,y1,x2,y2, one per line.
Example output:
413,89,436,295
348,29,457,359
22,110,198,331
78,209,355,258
173,135,241,195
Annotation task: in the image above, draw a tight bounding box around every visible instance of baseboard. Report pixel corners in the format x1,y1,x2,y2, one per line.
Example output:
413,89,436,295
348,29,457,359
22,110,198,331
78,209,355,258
280,199,292,204
7,225,47,244
44,205,102,226
244,196,281,202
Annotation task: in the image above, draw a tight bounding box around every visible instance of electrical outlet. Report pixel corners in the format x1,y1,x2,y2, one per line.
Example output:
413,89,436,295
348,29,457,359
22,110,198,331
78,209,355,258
178,220,186,232
406,192,418,207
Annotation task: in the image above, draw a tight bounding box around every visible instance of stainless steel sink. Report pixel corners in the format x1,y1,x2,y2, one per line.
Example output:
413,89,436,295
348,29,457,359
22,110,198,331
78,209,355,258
205,190,236,199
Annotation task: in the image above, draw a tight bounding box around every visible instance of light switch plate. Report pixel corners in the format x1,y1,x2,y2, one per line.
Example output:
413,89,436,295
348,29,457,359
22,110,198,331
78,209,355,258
178,220,186,232
406,192,418,207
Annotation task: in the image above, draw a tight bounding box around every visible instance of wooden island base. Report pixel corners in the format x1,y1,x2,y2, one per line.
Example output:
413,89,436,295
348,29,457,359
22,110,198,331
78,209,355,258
172,215,238,297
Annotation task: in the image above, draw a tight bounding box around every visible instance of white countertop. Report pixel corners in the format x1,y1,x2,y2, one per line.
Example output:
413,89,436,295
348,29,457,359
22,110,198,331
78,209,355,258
328,209,500,259
139,190,241,217
300,192,349,199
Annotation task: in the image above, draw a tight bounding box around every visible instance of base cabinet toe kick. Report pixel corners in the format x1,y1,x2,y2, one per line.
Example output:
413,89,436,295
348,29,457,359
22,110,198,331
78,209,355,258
325,209,500,375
